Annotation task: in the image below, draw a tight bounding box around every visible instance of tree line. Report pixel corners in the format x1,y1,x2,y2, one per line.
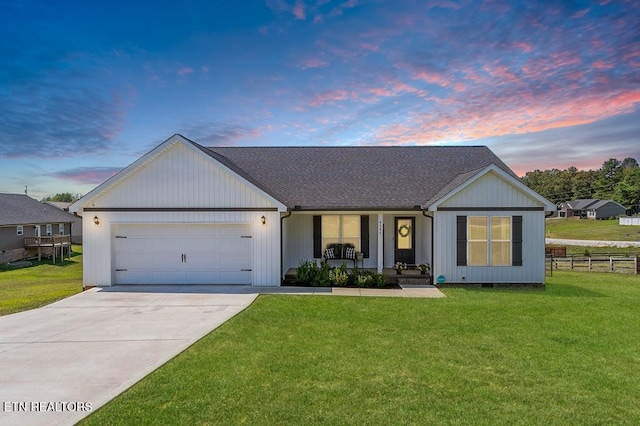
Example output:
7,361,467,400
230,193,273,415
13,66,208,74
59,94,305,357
521,157,640,209
41,192,81,203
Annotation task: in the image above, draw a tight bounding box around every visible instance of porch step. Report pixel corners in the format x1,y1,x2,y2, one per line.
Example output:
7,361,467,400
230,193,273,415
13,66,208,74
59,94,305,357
396,275,432,285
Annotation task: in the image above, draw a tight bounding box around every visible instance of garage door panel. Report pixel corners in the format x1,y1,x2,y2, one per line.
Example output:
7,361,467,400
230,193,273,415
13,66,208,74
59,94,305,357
189,239,221,252
224,238,252,253
221,254,252,269
114,224,252,285
220,271,252,284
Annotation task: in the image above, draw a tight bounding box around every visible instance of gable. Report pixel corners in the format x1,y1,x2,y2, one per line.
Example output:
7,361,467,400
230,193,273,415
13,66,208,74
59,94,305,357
81,140,284,210
438,169,548,209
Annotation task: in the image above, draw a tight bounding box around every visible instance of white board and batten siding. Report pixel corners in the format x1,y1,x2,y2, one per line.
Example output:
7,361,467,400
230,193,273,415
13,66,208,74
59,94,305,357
433,170,548,284
80,140,284,287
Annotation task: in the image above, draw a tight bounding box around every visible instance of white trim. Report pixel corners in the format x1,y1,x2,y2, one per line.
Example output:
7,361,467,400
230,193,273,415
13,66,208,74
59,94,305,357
16,225,23,236
70,134,287,214
426,164,556,212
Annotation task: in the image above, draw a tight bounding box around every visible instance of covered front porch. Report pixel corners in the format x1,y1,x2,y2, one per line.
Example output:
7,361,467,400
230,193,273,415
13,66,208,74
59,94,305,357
282,211,434,277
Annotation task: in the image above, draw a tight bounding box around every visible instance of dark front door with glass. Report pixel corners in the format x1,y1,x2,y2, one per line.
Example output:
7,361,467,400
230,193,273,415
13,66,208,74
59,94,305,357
394,217,415,265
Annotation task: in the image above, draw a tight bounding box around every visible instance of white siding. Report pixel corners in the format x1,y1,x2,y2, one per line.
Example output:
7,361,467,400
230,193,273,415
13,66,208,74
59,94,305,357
441,171,544,209
80,141,282,287
434,210,545,284
93,143,276,209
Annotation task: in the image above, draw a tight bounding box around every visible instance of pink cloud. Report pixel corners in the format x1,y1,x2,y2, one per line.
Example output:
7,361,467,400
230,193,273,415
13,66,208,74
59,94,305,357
309,88,358,106
293,0,306,20
482,64,521,84
360,43,379,52
593,60,614,69
411,70,450,87
300,57,329,69
572,8,590,18
372,89,640,146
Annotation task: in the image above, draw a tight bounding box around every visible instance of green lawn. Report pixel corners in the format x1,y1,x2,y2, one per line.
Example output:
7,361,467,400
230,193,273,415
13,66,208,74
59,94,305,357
0,246,83,316
546,218,640,241
83,272,640,425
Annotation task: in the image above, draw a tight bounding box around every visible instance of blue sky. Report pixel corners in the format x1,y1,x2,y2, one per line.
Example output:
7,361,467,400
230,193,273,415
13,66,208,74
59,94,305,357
1,0,639,200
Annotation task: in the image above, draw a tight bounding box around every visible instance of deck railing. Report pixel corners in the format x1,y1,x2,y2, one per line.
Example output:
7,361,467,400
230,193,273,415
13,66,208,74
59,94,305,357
24,235,72,263
24,235,72,247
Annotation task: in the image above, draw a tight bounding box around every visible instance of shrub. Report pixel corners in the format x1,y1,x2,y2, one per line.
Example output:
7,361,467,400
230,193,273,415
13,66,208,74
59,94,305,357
329,268,349,287
296,259,331,286
356,273,373,287
374,272,387,288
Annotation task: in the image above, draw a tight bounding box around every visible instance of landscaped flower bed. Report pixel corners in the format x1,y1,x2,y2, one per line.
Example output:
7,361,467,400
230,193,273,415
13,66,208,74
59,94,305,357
294,260,390,288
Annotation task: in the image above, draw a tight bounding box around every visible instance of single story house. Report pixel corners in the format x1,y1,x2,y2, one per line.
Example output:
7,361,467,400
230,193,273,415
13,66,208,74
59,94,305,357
559,199,626,219
44,201,83,244
0,194,76,264
70,134,555,288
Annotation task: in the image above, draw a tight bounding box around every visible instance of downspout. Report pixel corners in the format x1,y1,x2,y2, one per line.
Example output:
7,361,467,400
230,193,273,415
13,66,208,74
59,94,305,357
280,210,293,284
422,209,434,285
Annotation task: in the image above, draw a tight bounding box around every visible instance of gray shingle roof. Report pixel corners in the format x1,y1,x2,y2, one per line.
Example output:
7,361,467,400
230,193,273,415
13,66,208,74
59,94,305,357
566,199,599,210
202,145,517,209
0,194,77,226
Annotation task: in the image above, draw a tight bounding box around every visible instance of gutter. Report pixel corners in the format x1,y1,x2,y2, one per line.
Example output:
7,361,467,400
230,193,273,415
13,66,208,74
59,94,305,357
422,209,434,285
280,210,293,284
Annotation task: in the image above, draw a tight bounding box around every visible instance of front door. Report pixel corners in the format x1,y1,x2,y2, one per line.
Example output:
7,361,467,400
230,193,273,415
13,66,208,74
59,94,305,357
394,217,415,265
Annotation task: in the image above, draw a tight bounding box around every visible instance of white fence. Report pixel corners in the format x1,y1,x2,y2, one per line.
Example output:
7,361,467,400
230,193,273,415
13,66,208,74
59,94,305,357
620,217,640,225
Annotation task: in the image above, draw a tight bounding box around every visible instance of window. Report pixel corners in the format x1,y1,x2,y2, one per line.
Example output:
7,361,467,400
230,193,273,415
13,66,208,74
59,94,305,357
468,217,488,265
17,225,23,236
321,215,360,251
46,224,52,236
467,216,511,266
59,223,65,235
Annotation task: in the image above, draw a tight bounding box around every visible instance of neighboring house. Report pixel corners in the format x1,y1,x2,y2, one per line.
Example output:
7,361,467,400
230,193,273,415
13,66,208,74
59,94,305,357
559,199,626,219
0,194,76,264
44,201,83,244
585,200,627,220
70,134,556,288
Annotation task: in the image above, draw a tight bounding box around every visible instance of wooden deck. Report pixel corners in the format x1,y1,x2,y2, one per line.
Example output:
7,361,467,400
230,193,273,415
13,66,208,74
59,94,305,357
284,267,432,286
24,235,72,263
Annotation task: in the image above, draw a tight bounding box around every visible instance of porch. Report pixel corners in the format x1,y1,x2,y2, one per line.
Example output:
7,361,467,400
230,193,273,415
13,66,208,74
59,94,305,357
282,211,434,276
283,267,432,286
24,235,72,263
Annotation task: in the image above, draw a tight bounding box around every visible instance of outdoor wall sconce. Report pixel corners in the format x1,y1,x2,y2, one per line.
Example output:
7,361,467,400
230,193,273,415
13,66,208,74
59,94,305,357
93,216,100,226
261,215,266,225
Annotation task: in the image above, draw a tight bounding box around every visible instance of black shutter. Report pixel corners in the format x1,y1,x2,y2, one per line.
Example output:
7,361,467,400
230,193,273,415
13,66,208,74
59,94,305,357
360,215,370,258
456,216,467,266
313,215,322,258
512,216,523,266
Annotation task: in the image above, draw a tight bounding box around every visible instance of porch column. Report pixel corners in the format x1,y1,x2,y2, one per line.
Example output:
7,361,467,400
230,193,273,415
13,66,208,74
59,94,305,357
377,213,383,273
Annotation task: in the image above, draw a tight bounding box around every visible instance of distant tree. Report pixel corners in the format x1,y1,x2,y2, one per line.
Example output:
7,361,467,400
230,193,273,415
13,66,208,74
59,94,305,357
614,167,640,208
42,192,80,203
570,169,597,200
595,158,623,199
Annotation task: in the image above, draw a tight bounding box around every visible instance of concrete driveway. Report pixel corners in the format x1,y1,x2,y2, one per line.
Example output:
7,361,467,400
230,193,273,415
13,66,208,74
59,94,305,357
0,286,258,426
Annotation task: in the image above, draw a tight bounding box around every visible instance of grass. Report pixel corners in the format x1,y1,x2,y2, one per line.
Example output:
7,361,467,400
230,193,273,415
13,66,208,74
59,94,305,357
546,218,640,241
0,246,83,316
83,272,640,425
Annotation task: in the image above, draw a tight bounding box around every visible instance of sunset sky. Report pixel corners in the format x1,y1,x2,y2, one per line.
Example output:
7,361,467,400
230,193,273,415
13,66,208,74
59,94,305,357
1,0,639,200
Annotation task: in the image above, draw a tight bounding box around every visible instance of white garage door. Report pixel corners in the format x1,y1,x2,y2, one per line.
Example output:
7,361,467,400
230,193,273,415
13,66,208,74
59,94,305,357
114,224,252,285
